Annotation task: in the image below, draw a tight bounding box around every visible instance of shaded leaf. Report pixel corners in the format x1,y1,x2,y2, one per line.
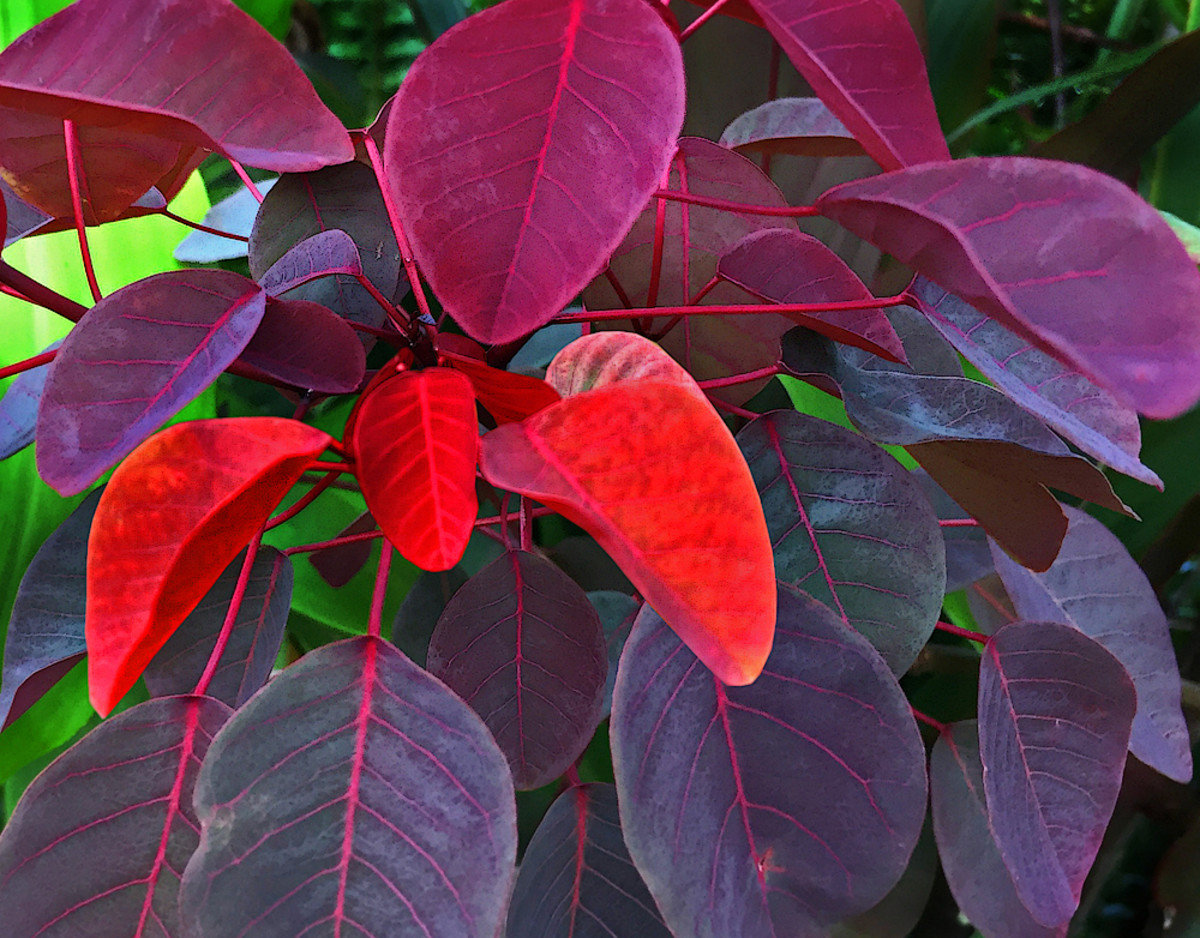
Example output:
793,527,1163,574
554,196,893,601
588,589,640,718
309,510,378,589
0,339,59,460
173,178,277,264
36,270,267,495
720,97,864,157
237,296,366,393
911,469,992,592
2,177,50,247
256,229,363,296
386,0,685,343
441,342,561,425
86,417,331,715
179,636,517,938
392,566,469,668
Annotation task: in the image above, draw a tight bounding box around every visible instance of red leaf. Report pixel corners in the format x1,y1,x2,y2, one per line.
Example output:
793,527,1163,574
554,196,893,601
352,368,479,572
479,379,775,685
86,418,332,716
816,157,1200,418
745,0,949,170
384,0,685,344
545,330,711,404
442,353,561,425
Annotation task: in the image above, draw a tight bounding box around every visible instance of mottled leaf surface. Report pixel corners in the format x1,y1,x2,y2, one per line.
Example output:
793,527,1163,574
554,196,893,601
546,330,711,403
720,97,863,157
180,636,517,938
237,297,366,393
0,339,59,460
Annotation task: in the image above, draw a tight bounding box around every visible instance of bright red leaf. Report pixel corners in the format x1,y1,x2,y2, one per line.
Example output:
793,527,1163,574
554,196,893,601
545,330,712,404
86,417,332,715
440,347,561,425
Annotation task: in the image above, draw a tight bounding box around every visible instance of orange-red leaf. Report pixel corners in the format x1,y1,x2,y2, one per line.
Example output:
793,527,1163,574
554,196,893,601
86,418,332,715
479,379,775,685
352,368,479,571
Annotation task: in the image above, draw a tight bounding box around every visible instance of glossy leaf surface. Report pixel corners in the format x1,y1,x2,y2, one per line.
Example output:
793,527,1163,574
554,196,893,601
36,270,267,495
978,620,1136,927
386,0,685,343
720,97,863,157
0,696,231,938
0,339,58,459
237,297,366,394
86,417,332,715
611,589,928,936
428,550,607,789
180,636,517,938
816,158,1200,418
352,368,478,572
989,506,1192,783
480,378,775,686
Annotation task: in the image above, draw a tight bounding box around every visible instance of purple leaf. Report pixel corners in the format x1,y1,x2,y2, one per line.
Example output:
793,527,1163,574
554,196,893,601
978,620,1136,927
744,0,949,170
506,782,672,937
392,566,469,669
256,229,364,296
427,549,608,790
309,510,377,588
179,636,517,937
930,721,1064,938
720,97,864,158
237,296,366,393
36,270,267,495
588,590,641,719
0,696,232,937
0,339,60,460
816,158,1200,418
174,178,278,264
611,586,928,936
736,411,945,675
831,821,938,938
385,0,685,344
2,177,51,247
911,278,1159,487
989,506,1192,783
0,488,100,729
142,546,292,709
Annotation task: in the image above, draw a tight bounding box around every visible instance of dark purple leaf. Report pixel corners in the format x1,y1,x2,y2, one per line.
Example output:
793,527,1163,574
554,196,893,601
36,270,267,495
174,178,278,264
392,566,469,669
2,177,51,247
309,510,377,588
428,550,607,790
930,721,1064,938
911,469,992,592
831,820,937,938
989,506,1192,783
179,636,517,938
0,488,100,729
257,229,364,296
611,586,928,936
816,158,1200,419
142,546,292,709
588,590,641,719
386,0,685,344
0,696,231,937
978,620,1136,927
506,782,672,938
0,339,60,460
236,296,366,393
911,278,1159,487
720,97,864,158
736,410,944,675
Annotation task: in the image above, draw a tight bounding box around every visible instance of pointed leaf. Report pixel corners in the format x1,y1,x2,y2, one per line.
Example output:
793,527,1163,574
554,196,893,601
611,588,928,936
744,0,948,170
179,636,517,938
352,368,479,572
86,417,332,715
720,97,864,158
36,270,268,495
978,620,1136,927
816,158,1200,418
143,546,292,708
0,339,60,460
237,297,366,393
256,229,364,296
737,411,944,674
989,506,1192,783
173,179,278,264
480,379,775,686
385,0,685,344
0,696,231,938
506,783,672,937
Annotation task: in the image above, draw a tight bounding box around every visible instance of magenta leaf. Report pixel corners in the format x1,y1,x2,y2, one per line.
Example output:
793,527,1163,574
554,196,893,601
911,278,1159,487
142,546,292,709
930,721,1064,938
392,566,469,669
506,782,672,937
385,0,685,344
0,339,60,460
179,636,517,937
744,0,948,170
720,97,864,158
978,620,1136,927
0,488,99,729
989,506,1192,783
174,179,278,264
611,586,928,936
237,297,366,393
736,411,944,675
36,270,267,495
816,158,1200,418
256,229,364,296
428,549,608,790
0,696,232,937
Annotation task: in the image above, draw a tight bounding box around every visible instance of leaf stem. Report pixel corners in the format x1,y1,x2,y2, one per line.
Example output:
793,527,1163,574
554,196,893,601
697,364,779,389
265,469,345,530
309,460,352,473
0,260,88,321
519,496,533,551
650,189,820,217
678,0,732,41
61,119,103,303
710,398,759,420
910,706,949,734
284,529,384,555
367,540,393,640
0,349,57,380
553,294,904,324
159,208,250,242
938,518,981,527
193,533,262,698
935,620,988,644
228,159,264,203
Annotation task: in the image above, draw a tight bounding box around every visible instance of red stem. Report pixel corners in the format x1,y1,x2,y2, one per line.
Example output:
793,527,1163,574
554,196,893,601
939,518,981,527
0,260,88,321
309,460,352,473
62,119,103,303
935,620,988,644
0,349,57,380
284,529,383,555
265,469,344,530
762,41,782,178
159,208,249,242
645,170,669,310
367,540,393,640
972,582,1016,623
1,283,32,303
697,364,779,389
679,0,732,40
554,295,904,324
911,706,949,734
228,159,264,203
603,267,634,309
710,398,759,420
475,506,554,528
193,533,262,697
651,189,820,217
519,496,533,552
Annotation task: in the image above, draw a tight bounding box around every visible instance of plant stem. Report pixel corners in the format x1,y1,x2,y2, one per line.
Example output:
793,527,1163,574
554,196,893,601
61,119,103,303
265,469,345,530
553,294,904,324
938,518,981,527
650,189,820,217
159,208,250,242
0,260,88,321
710,398,759,420
519,496,533,551
309,460,352,473
678,0,732,41
193,533,262,697
367,540,392,640
910,706,949,734
935,620,988,644
697,364,779,389
228,159,265,202
284,529,384,555
0,349,57,380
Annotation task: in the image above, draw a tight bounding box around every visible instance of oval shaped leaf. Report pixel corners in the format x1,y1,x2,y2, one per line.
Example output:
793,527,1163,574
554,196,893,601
611,588,928,936
385,0,685,344
238,297,366,393
86,417,332,715
720,97,864,158
352,368,479,572
428,549,607,790
0,696,232,938
36,270,268,495
179,636,517,938
479,379,775,686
